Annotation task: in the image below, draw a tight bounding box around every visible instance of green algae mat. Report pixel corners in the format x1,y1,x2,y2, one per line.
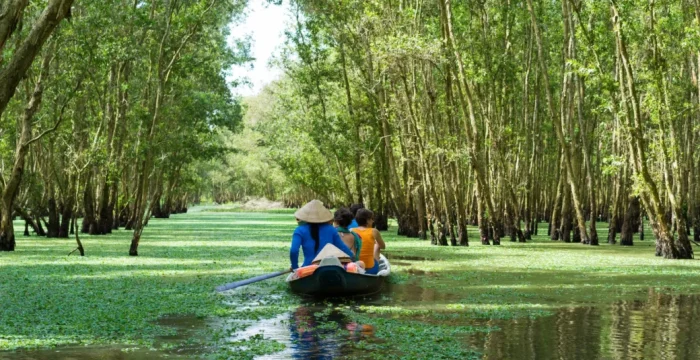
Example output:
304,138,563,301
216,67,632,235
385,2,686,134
1,208,700,359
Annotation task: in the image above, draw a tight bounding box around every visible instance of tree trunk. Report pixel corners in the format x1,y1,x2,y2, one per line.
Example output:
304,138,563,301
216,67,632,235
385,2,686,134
0,42,56,251
97,182,111,234
81,177,98,235
46,198,59,237
441,0,501,247
476,183,490,245
437,218,448,246
620,197,640,246
560,189,572,243
550,164,564,240
694,205,700,243
15,207,40,236
0,0,75,117
0,1,30,54
527,0,590,246
608,210,617,245
59,201,72,238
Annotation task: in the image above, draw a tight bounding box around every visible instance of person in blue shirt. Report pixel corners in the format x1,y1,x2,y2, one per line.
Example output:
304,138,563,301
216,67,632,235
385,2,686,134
290,200,354,269
347,203,364,229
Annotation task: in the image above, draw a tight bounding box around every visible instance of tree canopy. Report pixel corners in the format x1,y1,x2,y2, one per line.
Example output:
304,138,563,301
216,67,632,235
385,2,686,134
0,0,248,254
1,0,699,260
226,0,700,258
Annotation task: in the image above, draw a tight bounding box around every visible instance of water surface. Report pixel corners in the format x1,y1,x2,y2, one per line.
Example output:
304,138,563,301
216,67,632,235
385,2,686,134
467,291,700,360
4,289,700,359
250,289,700,359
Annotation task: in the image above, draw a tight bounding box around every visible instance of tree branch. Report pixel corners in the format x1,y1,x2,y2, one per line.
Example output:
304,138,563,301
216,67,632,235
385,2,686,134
0,0,75,117
22,77,83,148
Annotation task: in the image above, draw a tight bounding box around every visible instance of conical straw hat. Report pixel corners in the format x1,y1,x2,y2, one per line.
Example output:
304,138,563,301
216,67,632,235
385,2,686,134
294,200,333,223
312,243,351,264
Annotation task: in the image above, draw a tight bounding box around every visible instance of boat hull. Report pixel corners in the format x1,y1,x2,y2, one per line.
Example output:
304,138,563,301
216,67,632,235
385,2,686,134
287,255,390,297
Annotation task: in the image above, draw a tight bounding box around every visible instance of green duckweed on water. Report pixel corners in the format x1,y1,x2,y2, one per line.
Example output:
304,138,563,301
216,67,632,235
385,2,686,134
1,208,700,359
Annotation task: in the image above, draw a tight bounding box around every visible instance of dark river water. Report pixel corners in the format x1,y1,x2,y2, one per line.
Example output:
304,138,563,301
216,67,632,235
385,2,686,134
3,289,700,359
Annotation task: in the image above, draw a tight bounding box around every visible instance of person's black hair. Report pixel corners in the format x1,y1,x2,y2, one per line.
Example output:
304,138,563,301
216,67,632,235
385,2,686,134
355,208,374,227
334,208,354,228
349,203,365,217
309,223,321,253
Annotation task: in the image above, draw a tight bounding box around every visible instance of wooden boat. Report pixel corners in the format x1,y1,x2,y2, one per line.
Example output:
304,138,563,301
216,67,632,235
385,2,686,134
286,255,391,296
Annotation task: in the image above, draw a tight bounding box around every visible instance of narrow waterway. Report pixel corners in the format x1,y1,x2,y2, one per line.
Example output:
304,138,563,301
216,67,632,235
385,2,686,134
4,288,700,359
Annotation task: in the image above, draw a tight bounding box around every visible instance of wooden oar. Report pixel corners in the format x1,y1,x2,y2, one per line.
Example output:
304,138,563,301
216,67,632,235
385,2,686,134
216,269,292,292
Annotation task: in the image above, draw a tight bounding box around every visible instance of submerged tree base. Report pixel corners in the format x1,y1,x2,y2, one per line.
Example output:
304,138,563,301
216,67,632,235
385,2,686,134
0,233,15,251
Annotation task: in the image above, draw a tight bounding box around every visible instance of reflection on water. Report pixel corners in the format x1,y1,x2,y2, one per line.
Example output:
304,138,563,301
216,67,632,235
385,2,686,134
468,290,700,360
249,282,444,359
267,289,700,360
5,289,700,359
1,346,178,360
288,306,374,359
0,315,208,360
243,305,375,360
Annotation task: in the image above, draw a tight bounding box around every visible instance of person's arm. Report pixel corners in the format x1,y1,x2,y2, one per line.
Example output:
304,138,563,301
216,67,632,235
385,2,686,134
373,229,386,249
332,231,356,260
290,230,302,269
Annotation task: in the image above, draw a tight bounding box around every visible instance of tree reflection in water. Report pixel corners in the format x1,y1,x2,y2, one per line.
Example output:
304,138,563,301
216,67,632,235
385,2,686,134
469,290,700,360
289,306,374,360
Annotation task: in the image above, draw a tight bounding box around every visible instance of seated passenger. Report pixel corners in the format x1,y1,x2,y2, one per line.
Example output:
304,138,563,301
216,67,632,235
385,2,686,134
351,209,386,275
334,208,362,257
348,203,365,229
290,200,354,270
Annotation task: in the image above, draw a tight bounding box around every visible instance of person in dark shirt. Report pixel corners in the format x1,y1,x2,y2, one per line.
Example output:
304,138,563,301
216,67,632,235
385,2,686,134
347,203,365,229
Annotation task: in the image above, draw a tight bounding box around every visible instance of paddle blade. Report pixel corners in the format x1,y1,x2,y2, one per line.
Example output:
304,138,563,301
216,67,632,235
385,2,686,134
216,269,291,292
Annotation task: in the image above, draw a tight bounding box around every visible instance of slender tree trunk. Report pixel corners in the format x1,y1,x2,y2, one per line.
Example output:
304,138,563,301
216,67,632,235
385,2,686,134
46,197,59,237
441,0,501,246
611,2,687,258
0,45,55,251
527,0,590,245
550,163,564,240
0,1,30,54
476,183,490,245
560,188,572,243
0,0,75,117
620,197,640,246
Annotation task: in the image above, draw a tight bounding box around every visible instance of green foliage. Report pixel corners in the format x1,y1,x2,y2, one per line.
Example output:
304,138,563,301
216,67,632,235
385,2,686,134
0,0,251,246
198,94,289,204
